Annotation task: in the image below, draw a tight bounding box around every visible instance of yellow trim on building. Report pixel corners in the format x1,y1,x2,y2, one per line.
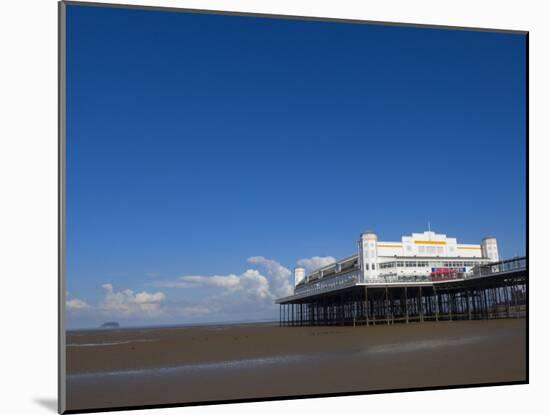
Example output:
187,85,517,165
377,244,402,248
458,246,481,250
414,240,446,245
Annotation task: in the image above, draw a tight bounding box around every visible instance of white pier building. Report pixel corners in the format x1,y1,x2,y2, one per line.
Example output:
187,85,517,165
294,230,499,294
277,229,526,326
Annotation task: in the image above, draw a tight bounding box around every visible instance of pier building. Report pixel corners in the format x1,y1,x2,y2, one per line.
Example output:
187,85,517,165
276,230,526,326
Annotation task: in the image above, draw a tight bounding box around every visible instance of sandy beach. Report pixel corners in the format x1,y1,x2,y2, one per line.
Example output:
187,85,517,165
66,319,526,411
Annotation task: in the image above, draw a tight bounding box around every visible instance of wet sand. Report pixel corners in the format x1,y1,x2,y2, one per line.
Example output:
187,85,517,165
66,319,526,411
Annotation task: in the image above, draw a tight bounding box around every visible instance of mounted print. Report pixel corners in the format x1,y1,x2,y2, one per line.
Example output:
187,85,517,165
59,1,528,413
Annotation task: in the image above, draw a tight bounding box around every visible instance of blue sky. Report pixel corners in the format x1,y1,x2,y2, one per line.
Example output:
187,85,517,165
65,4,526,329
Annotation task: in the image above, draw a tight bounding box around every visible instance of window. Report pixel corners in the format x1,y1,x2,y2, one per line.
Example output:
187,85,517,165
372,264,376,270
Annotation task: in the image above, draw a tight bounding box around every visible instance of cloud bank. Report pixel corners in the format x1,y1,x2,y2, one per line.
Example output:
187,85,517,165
99,283,166,316
66,298,91,310
66,284,166,319
67,255,332,325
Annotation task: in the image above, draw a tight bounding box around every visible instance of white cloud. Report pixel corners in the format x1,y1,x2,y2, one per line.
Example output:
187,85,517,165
160,269,271,301
247,256,293,297
67,256,336,325
157,257,293,299
297,256,336,273
179,275,241,289
98,283,166,317
151,257,294,320
66,298,91,310
134,291,165,303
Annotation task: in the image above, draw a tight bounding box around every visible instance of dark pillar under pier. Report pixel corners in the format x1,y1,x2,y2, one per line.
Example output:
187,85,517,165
365,286,369,326
405,287,409,324
437,291,441,320
419,286,424,322
384,287,390,324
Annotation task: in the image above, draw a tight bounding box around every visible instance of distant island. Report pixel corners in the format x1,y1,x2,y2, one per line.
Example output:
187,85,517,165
100,321,120,329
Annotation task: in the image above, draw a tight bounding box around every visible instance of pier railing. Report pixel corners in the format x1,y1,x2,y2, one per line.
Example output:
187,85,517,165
467,256,526,279
294,269,361,296
366,275,433,284
280,257,527,304
369,256,527,284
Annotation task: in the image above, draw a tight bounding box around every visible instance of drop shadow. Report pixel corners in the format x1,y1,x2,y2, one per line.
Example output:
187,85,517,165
34,398,57,413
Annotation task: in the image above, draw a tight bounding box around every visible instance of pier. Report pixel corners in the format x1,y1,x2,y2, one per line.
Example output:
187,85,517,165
276,257,527,326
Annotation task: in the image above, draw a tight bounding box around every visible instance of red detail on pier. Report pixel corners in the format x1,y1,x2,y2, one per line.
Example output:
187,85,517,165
431,268,460,281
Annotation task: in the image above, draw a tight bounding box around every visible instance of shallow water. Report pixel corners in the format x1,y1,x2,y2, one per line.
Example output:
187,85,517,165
67,339,160,347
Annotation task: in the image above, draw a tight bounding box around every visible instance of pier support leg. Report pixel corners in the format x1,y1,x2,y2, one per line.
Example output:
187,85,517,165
506,285,511,318
512,283,519,318
483,289,489,320
448,293,453,321
340,294,344,326
419,287,424,323
365,287,369,326
434,287,440,321
405,287,409,324
385,287,390,325
374,296,377,325
466,290,472,320
390,289,395,324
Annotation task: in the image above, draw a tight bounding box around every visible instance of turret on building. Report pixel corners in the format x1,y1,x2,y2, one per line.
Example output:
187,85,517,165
481,237,499,262
359,231,378,281
294,267,306,287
